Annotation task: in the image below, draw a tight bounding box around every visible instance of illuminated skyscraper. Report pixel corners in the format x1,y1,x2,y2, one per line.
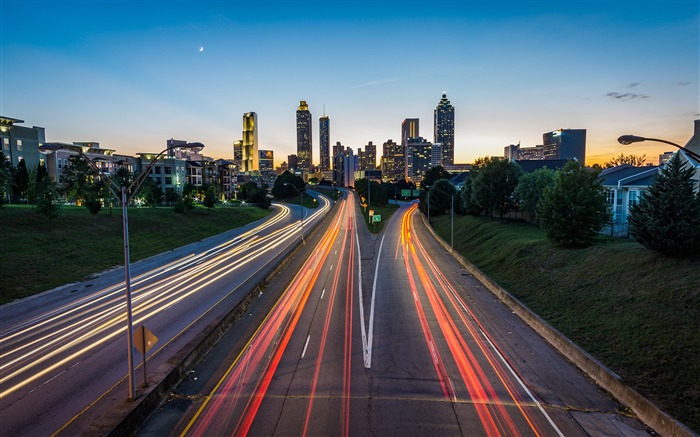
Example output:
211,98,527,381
296,101,312,171
542,129,586,162
382,139,400,181
401,118,419,145
406,137,433,187
259,150,274,172
233,140,243,168
319,115,330,171
242,112,259,172
434,93,455,165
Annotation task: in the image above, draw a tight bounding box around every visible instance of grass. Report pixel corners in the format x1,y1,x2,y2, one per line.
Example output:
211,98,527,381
0,204,271,303
360,202,400,233
430,213,700,433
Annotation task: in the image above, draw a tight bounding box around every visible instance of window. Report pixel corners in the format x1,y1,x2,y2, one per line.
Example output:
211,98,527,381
154,166,161,174
16,140,22,151
2,138,8,150
58,159,62,169
629,190,640,206
165,177,172,185
164,167,172,175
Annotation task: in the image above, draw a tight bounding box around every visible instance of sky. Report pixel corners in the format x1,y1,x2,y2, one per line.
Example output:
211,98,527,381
1,0,698,167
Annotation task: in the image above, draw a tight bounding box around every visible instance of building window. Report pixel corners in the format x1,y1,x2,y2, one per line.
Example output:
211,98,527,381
58,159,62,169
165,177,172,185
154,166,161,174
3,138,8,150
629,190,640,206
17,140,22,151
164,167,172,175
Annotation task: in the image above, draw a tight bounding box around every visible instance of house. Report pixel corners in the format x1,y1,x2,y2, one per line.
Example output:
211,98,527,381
599,164,660,236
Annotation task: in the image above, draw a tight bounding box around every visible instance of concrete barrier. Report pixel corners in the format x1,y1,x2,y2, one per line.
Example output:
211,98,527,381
420,213,697,437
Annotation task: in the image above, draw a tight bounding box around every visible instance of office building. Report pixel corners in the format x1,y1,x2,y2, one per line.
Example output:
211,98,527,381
434,93,455,165
319,115,330,171
406,137,433,187
362,141,377,170
288,154,298,170
296,101,312,171
543,129,586,162
431,142,443,168
0,116,45,171
259,150,274,172
401,118,419,145
381,139,399,181
242,112,259,172
233,140,243,168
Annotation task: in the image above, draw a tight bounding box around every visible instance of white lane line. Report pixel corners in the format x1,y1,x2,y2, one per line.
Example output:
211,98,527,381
321,289,325,300
366,233,385,369
356,224,368,368
330,264,333,271
301,335,311,359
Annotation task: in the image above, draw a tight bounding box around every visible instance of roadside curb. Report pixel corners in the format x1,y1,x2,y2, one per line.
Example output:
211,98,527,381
99,197,337,437
419,212,697,437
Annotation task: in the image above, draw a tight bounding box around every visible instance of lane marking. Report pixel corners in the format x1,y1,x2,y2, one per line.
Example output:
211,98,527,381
330,264,333,271
321,289,325,300
301,335,311,359
366,233,385,369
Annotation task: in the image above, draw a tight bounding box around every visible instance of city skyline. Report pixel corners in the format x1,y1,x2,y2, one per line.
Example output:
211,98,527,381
2,1,698,166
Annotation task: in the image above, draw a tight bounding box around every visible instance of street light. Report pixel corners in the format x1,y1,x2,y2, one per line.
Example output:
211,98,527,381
617,135,700,162
39,141,204,401
284,183,305,245
428,184,457,250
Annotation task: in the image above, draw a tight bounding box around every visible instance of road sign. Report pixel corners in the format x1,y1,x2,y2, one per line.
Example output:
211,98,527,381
369,210,374,216
134,325,158,354
373,215,381,222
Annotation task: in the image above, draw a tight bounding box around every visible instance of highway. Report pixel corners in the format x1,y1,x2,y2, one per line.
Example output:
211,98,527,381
171,196,649,436
0,196,331,436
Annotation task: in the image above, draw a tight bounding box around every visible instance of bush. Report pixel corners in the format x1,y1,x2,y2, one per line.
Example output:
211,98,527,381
538,160,610,247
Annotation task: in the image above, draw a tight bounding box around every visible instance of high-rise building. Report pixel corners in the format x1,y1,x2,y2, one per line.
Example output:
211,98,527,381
362,141,377,170
434,93,455,166
406,137,433,188
319,115,330,171
242,112,259,172
288,154,298,170
542,129,586,162
401,118,419,145
233,140,243,168
381,139,400,181
296,101,312,171
259,150,274,172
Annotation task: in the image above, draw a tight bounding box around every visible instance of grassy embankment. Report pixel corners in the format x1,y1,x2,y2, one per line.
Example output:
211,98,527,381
430,213,700,433
359,202,400,233
0,205,271,303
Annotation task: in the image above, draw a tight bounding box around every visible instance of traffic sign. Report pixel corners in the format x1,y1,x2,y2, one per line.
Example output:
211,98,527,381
373,215,381,222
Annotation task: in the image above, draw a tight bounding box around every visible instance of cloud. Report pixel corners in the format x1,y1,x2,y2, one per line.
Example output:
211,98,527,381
605,92,649,101
675,82,691,86
348,78,399,89
628,82,640,87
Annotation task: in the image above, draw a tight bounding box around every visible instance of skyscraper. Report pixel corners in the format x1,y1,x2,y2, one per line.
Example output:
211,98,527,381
382,139,399,181
434,93,455,166
401,118,419,145
542,129,586,162
406,137,433,187
296,101,312,171
319,115,330,171
242,112,259,172
363,141,377,170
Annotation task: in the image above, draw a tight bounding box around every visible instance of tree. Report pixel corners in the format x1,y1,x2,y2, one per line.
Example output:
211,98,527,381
460,176,482,216
604,153,647,168
62,155,95,204
538,160,610,247
35,180,63,229
628,154,700,257
12,159,29,202
271,171,305,199
0,153,10,206
422,178,456,216
203,185,218,208
470,158,521,220
514,167,555,222
84,193,103,222
422,166,451,189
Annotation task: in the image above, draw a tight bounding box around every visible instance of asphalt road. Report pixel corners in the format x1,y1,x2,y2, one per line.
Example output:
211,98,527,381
0,198,331,437
147,195,651,436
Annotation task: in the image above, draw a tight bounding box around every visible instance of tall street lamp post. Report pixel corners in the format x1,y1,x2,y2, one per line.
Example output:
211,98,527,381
618,135,700,162
39,141,204,401
284,183,305,245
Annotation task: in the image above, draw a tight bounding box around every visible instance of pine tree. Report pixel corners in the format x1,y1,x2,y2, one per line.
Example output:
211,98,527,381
538,160,610,247
628,154,700,257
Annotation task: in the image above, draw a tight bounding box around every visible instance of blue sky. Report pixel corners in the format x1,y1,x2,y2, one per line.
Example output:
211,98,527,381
2,0,698,166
